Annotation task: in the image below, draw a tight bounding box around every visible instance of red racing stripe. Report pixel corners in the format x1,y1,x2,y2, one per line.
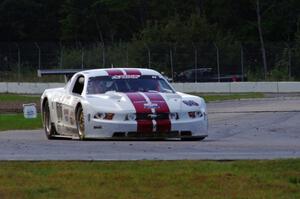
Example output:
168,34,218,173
106,69,124,76
124,69,141,76
126,93,153,134
144,93,171,133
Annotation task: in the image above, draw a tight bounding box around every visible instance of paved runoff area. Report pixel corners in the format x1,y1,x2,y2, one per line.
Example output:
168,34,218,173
1,97,300,160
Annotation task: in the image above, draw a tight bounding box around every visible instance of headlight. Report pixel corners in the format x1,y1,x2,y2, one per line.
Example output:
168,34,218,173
94,113,105,119
94,113,115,120
188,112,196,118
195,111,203,118
169,112,179,120
125,113,136,121
188,111,204,119
104,113,115,120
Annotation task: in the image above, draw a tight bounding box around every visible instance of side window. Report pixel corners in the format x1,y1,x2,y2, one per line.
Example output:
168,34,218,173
72,76,85,95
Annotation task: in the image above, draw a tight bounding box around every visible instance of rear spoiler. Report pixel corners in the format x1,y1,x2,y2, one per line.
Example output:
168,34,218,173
37,69,82,81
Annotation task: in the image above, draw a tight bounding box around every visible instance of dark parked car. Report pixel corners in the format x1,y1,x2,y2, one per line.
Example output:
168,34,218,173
175,68,246,82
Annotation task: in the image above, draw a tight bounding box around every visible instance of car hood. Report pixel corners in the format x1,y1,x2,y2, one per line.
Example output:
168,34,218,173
86,91,204,113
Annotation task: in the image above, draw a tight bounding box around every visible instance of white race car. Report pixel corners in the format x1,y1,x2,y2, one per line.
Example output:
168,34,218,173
40,68,208,140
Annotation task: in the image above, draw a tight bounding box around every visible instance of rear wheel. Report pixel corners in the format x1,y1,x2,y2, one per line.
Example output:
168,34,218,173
43,100,56,139
76,106,85,140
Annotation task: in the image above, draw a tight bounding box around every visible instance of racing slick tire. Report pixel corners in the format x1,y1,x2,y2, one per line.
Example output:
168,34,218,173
76,105,85,140
43,100,56,139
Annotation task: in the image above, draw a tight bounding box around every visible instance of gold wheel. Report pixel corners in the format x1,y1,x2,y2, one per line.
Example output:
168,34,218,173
76,106,85,140
43,100,56,139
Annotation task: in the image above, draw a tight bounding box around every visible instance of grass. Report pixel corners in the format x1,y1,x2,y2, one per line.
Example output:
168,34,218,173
0,93,264,103
0,93,40,102
0,114,42,131
0,160,299,198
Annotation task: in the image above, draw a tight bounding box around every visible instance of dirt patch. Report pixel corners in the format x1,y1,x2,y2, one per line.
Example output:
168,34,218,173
0,101,41,113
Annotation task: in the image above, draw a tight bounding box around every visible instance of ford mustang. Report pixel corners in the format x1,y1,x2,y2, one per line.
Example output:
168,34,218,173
40,68,208,140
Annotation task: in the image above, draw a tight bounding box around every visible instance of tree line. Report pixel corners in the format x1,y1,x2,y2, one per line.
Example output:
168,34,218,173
1,0,300,80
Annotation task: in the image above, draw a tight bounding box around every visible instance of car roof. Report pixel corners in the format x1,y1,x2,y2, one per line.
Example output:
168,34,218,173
79,68,162,78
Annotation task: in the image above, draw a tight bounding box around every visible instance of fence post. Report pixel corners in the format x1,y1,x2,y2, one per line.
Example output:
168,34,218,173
102,43,105,68
170,47,174,81
81,47,84,69
34,42,41,69
193,43,198,82
59,42,63,69
241,44,244,81
214,42,220,82
14,43,21,82
288,46,292,79
145,43,151,68
126,43,129,67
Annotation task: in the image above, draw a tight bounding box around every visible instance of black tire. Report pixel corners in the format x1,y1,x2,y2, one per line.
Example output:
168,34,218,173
76,106,85,140
43,100,56,139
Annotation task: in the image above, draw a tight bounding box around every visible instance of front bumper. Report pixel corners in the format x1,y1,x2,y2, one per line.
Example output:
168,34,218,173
84,116,208,139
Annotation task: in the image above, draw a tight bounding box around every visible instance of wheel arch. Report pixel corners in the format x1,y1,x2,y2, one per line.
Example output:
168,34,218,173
42,97,48,111
41,97,49,123
75,102,83,115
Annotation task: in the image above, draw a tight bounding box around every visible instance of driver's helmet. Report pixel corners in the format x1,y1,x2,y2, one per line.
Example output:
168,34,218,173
105,80,114,89
91,80,105,94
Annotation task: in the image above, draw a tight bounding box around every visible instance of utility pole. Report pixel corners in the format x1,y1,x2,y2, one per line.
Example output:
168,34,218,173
214,43,220,82
289,48,292,79
34,42,41,70
241,44,244,81
59,42,63,69
126,43,129,67
145,44,151,68
170,47,174,81
102,43,105,68
81,47,84,69
193,43,198,82
256,0,268,79
14,43,21,82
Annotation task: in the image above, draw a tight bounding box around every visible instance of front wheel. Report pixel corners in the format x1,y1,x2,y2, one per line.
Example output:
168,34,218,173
43,100,56,139
76,106,85,140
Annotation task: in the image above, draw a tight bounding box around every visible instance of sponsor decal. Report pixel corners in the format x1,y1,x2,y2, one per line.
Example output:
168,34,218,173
70,111,75,125
106,69,124,76
183,100,199,106
56,103,63,121
148,113,158,119
144,103,159,109
112,74,140,79
107,69,142,79
94,125,102,129
124,69,141,76
107,69,141,79
63,109,69,122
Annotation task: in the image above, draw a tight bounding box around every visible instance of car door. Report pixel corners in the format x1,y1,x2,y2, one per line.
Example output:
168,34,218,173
59,74,85,136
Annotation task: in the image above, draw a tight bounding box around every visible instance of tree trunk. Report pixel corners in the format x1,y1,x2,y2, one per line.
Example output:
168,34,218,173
256,0,268,79
195,0,203,15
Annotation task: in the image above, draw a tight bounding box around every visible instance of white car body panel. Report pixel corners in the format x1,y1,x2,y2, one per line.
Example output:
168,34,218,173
41,68,208,140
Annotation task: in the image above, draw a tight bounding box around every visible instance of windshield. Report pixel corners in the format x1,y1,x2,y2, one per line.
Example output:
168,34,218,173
87,75,174,94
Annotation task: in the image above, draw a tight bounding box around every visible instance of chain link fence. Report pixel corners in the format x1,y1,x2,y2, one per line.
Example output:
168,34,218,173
0,42,299,82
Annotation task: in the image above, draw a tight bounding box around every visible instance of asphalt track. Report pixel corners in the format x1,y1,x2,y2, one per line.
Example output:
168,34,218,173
1,97,300,160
